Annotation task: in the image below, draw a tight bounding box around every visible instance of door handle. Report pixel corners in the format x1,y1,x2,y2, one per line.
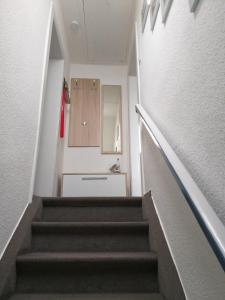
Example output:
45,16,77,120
81,121,88,127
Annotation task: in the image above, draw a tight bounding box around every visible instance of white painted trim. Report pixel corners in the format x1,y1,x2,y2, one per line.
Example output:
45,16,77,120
149,0,160,31
150,194,188,299
135,22,141,105
136,103,225,260
134,23,144,195
28,1,54,203
160,0,173,23
189,0,199,12
0,202,30,260
52,2,69,61
139,122,145,195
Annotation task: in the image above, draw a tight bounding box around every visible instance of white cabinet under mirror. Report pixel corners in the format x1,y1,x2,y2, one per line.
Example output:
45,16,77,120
62,174,127,197
101,85,122,154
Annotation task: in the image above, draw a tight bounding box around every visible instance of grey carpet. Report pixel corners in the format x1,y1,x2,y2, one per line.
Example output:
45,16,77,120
42,197,143,222
7,197,162,298
16,252,158,293
31,221,150,252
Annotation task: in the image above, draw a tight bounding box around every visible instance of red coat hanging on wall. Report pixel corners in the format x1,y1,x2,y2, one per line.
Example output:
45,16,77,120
60,79,70,138
60,88,65,138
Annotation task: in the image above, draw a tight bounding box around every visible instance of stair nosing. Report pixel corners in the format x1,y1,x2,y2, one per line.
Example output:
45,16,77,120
32,221,149,227
8,293,164,299
17,252,157,264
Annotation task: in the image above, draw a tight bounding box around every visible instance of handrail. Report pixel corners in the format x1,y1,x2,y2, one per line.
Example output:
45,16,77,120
136,103,225,271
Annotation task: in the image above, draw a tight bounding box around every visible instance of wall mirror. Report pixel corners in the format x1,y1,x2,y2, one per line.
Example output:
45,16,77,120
101,85,122,154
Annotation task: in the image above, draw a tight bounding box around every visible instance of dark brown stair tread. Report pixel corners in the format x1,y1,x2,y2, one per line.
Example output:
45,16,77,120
42,197,142,207
32,221,149,233
31,221,150,253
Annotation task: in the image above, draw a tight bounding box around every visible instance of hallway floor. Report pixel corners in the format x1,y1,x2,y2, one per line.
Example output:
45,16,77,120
9,294,164,300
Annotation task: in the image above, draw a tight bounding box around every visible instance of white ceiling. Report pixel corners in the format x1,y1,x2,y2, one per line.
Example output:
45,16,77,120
59,0,135,65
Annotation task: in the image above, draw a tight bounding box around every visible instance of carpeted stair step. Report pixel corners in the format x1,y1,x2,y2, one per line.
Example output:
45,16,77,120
31,222,150,252
42,197,143,222
8,293,165,300
16,252,158,293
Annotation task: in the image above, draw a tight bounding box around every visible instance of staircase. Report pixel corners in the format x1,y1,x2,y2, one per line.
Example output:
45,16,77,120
8,197,164,300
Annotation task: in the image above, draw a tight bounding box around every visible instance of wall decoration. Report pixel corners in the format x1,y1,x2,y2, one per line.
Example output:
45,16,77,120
160,0,173,23
149,0,160,31
141,0,150,33
189,0,199,12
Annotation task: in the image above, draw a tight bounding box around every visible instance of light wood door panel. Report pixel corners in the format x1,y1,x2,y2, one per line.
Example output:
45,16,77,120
87,79,100,146
69,79,100,147
69,79,88,146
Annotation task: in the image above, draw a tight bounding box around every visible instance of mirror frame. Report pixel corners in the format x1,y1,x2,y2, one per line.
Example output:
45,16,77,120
101,85,123,155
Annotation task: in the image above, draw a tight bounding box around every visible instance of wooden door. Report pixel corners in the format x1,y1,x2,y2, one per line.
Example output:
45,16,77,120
69,78,100,147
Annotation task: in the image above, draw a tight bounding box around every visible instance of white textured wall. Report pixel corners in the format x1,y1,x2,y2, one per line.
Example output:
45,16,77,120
141,125,225,300
0,0,70,259
0,0,53,257
63,64,130,188
34,60,64,197
137,0,225,224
